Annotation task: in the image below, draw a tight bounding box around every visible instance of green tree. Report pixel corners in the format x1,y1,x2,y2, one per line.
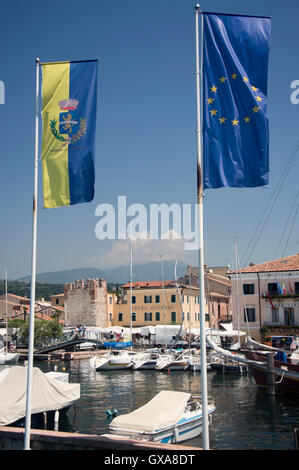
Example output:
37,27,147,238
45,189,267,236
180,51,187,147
9,318,63,348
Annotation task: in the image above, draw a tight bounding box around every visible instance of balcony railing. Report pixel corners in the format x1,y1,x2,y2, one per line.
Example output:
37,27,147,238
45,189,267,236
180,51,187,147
262,293,299,300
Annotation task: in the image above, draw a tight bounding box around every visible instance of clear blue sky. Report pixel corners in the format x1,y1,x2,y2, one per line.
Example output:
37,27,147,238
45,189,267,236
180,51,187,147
0,0,298,280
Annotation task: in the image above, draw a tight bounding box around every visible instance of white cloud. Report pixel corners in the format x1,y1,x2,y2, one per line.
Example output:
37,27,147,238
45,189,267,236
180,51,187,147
98,230,195,268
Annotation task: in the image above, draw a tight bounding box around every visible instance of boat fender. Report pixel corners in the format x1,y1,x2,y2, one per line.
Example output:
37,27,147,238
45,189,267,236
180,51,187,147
54,410,59,422
173,427,179,443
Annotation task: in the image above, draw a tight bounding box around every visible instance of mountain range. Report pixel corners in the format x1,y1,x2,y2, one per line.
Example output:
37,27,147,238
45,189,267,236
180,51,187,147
17,260,189,285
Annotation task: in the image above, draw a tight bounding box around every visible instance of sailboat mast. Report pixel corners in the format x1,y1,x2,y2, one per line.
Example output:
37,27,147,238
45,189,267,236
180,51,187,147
234,240,241,347
195,4,209,450
188,267,191,354
160,255,167,351
130,232,133,344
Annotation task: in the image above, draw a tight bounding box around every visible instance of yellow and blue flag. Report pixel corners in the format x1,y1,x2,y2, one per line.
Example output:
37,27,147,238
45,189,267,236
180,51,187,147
202,13,271,189
41,60,98,208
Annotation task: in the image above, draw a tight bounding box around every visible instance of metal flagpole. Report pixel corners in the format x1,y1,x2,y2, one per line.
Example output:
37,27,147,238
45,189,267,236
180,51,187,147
24,57,40,450
195,5,210,450
5,269,8,354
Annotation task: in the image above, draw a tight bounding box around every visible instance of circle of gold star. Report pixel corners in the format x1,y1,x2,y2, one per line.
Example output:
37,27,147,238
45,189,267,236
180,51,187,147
210,109,218,116
252,106,259,113
219,117,227,124
210,85,217,93
232,118,239,126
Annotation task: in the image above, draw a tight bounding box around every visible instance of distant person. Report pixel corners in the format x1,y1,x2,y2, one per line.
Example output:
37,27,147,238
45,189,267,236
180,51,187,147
275,351,287,363
290,338,297,351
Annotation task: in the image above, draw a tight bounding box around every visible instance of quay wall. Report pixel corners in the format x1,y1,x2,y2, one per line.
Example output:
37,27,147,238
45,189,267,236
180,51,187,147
0,427,201,451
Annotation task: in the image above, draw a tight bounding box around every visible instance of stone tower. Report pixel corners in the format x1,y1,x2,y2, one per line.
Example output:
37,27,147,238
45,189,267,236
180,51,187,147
64,278,109,327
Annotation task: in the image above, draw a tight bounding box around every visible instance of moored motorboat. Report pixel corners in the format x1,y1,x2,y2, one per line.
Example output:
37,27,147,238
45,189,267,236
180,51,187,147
0,366,80,427
90,349,136,370
188,356,212,371
130,351,159,370
0,350,20,365
108,390,215,444
155,352,189,371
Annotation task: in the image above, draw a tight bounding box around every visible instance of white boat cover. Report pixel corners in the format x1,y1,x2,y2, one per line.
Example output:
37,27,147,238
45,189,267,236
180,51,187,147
110,390,192,433
0,366,80,426
45,371,69,383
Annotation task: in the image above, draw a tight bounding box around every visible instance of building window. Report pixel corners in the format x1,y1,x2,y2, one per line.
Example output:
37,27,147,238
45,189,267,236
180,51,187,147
268,283,278,295
132,312,136,322
132,296,136,304
109,296,112,304
171,311,176,322
271,309,279,323
244,307,255,322
218,304,221,318
205,314,210,322
155,312,160,321
182,295,185,303
109,313,112,322
295,282,299,295
118,313,123,322
144,295,152,304
145,312,152,321
243,283,255,295
171,294,176,303
56,299,59,305
155,295,160,303
284,307,294,326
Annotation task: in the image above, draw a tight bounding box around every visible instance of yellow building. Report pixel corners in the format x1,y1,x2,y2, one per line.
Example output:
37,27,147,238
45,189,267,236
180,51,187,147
113,281,208,330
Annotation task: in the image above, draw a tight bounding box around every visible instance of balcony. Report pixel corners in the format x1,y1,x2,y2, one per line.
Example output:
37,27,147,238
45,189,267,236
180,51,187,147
261,293,299,300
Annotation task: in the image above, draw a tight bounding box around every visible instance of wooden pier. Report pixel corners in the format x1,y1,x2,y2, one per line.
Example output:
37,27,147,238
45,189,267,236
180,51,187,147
18,349,106,361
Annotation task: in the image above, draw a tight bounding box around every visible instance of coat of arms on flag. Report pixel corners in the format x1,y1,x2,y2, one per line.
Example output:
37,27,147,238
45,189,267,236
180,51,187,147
49,98,87,145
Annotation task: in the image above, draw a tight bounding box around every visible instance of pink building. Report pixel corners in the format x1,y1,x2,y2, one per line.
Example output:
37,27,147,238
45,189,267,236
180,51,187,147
229,254,299,341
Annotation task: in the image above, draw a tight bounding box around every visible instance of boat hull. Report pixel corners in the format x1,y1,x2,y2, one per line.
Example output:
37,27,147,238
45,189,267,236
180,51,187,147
0,353,20,365
90,356,132,370
190,362,212,371
132,361,157,370
156,361,189,371
210,363,247,373
250,363,299,394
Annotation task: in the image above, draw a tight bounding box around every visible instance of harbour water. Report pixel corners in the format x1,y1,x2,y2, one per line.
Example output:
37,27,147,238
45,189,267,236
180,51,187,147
8,359,297,451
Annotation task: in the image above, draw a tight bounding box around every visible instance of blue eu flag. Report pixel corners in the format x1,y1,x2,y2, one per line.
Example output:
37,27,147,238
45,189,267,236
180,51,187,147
202,13,271,189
